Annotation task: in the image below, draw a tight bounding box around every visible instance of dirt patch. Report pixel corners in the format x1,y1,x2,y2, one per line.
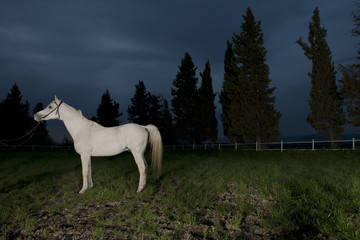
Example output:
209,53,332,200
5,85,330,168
4,187,336,240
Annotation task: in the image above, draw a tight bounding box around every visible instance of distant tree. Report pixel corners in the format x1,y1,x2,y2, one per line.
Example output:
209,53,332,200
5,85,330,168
159,99,175,145
61,135,73,146
30,102,52,145
127,81,175,144
148,94,162,126
219,41,242,142
128,81,151,125
339,64,360,127
199,60,218,144
95,89,122,127
223,8,281,147
0,84,31,144
171,52,200,143
297,8,345,141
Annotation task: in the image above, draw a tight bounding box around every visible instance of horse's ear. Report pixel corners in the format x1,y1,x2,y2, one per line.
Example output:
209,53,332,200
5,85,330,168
54,95,60,103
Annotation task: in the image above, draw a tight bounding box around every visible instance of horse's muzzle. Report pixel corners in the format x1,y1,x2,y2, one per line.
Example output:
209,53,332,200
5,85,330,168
33,113,41,122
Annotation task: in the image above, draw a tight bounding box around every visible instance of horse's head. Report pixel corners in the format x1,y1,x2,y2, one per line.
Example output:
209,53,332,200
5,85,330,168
34,96,63,122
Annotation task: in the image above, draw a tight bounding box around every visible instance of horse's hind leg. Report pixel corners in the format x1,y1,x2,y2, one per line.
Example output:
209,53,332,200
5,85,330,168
132,151,147,193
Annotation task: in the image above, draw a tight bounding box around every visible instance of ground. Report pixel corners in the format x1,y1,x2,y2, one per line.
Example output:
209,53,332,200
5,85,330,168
1,150,358,239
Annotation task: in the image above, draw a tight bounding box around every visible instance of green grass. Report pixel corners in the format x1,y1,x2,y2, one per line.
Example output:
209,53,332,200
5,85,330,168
0,150,360,239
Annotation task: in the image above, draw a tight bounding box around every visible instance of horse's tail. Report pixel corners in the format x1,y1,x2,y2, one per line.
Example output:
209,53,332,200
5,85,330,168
145,124,163,175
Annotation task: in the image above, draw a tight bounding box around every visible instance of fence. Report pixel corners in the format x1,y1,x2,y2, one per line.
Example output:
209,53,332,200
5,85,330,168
0,145,74,151
165,138,360,151
0,138,359,151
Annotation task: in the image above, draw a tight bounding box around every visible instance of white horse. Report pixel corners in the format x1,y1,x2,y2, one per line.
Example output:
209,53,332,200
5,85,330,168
34,96,163,193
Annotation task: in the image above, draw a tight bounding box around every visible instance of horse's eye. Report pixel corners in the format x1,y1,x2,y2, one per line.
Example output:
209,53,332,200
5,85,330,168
49,106,53,109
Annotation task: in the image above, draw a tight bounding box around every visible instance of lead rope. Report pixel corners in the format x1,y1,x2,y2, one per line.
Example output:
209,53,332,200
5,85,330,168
0,100,63,147
0,121,41,146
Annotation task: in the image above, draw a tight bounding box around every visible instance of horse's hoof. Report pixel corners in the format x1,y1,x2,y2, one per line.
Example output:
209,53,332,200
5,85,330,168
79,189,86,194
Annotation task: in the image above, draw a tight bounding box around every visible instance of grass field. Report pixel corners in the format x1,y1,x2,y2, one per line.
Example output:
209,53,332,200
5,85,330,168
1,150,360,239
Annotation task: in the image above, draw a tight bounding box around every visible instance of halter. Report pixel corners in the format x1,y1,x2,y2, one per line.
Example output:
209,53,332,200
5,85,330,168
41,100,63,120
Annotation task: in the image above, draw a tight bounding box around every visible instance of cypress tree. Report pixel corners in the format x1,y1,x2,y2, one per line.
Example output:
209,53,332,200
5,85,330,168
199,60,218,144
128,81,150,125
226,8,281,146
219,41,243,143
171,52,200,143
95,89,122,127
297,8,345,141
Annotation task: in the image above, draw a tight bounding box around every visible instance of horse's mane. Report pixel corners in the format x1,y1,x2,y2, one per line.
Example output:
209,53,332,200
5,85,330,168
64,102,101,127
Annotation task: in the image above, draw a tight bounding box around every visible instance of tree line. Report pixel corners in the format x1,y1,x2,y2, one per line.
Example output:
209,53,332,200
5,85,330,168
1,6,360,146
0,84,52,146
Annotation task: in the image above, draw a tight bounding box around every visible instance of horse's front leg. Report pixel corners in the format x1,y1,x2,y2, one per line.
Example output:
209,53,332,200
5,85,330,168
88,157,93,189
79,153,93,194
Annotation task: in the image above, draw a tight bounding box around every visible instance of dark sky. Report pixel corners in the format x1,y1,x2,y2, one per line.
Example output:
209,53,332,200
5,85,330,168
0,1,358,142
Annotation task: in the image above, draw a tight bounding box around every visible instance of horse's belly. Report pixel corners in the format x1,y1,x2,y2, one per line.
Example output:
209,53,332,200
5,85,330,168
91,143,126,156
90,134,126,157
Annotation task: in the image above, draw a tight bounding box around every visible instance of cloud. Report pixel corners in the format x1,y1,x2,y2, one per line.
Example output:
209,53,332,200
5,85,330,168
0,0,358,140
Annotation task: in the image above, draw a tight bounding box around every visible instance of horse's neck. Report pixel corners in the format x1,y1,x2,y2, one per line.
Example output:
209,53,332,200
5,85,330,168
60,103,89,138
